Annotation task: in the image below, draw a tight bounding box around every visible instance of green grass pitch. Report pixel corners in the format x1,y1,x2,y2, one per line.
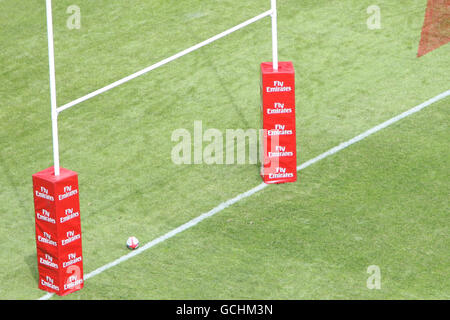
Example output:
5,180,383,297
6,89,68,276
0,0,448,299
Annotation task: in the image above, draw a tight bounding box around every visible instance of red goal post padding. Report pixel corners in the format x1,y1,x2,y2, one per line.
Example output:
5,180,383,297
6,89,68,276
33,167,84,296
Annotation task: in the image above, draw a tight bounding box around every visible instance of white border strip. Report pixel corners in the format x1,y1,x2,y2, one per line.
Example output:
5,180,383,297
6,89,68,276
39,90,449,300
56,10,273,114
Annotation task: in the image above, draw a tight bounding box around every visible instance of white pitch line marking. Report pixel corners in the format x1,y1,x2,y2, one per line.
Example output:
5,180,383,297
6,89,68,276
38,89,449,300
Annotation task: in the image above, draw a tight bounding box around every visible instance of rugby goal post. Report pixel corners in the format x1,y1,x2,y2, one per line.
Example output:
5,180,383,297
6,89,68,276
45,0,280,176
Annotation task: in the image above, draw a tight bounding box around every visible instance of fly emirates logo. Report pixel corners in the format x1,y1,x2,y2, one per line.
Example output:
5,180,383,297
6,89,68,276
64,273,83,291
41,275,59,291
266,81,292,93
60,208,79,223
36,208,56,224
266,102,292,115
39,253,58,269
35,186,54,201
268,145,293,158
38,231,57,247
269,167,294,179
61,230,81,246
59,185,78,200
268,124,293,136
63,252,82,268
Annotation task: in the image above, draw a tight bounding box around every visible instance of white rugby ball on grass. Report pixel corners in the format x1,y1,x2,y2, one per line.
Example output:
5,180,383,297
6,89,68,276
126,236,139,250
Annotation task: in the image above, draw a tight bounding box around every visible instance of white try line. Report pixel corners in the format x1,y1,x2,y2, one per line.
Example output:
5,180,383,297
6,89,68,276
38,89,450,300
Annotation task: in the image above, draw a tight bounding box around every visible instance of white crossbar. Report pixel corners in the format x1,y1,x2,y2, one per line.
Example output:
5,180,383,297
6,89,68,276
57,9,274,113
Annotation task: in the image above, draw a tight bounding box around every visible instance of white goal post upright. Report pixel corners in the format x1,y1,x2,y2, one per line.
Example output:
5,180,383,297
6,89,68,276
271,0,279,71
45,0,60,176
44,0,280,176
